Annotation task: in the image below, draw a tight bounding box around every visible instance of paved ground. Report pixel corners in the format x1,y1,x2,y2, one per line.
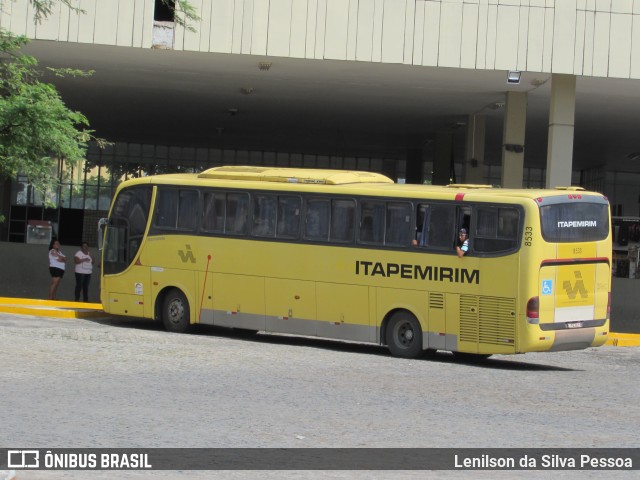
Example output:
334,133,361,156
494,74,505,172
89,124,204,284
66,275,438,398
1,313,639,479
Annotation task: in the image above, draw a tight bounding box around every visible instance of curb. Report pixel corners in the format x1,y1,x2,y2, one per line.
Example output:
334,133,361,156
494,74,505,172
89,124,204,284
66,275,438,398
0,297,107,319
605,332,640,347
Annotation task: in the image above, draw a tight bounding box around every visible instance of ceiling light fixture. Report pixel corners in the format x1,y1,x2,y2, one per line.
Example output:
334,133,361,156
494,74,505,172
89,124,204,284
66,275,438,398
507,70,522,84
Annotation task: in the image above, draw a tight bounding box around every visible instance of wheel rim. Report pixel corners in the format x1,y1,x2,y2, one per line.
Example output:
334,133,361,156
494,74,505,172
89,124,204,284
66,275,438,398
167,298,185,325
396,320,415,349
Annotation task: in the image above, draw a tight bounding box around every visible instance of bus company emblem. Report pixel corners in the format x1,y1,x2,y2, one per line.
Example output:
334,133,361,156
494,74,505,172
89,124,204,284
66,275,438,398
562,271,589,299
178,245,196,263
556,220,597,228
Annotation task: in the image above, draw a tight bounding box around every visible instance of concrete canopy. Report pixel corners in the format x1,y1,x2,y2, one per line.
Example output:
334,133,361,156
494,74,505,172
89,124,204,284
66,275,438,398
24,40,640,176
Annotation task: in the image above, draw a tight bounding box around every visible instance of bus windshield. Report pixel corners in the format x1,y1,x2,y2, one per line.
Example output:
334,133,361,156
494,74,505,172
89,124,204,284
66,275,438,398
103,185,152,275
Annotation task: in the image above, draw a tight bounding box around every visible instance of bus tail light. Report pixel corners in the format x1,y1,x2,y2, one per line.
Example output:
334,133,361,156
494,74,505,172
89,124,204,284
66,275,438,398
607,292,611,318
526,296,539,322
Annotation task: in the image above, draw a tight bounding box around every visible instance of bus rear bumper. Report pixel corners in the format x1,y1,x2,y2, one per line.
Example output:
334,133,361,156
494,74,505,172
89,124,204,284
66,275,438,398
524,319,609,352
548,327,605,352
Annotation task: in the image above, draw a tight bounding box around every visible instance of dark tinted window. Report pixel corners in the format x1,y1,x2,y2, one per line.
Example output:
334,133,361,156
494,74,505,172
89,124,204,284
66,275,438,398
178,190,198,230
330,199,355,243
426,204,455,249
226,193,249,235
474,206,520,253
359,201,385,245
155,188,198,231
277,196,301,239
155,189,178,229
305,199,330,241
540,201,609,242
202,192,226,232
251,194,277,237
386,202,412,246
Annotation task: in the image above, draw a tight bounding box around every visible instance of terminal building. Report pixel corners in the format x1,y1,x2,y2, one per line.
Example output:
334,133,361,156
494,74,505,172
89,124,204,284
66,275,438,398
0,1,639,282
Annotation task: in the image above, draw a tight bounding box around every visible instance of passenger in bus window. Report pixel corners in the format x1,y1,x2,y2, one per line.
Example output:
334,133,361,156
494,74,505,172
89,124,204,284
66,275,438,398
456,228,469,257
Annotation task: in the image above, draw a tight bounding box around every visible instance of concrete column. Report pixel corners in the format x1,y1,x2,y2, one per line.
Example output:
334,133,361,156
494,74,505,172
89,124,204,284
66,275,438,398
432,131,453,185
501,91,527,188
546,74,576,188
464,114,486,184
405,148,423,184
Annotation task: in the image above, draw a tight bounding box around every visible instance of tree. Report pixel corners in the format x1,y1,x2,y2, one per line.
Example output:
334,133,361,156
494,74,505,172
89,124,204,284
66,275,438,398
0,32,93,202
28,1,200,31
0,0,199,220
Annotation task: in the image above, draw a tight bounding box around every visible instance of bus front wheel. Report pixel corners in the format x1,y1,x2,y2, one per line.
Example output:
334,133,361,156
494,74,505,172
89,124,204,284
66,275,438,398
162,288,191,333
386,312,423,359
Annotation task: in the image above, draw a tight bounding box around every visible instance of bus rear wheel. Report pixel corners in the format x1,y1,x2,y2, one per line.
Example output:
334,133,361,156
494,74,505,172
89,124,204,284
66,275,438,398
386,312,423,359
162,288,191,333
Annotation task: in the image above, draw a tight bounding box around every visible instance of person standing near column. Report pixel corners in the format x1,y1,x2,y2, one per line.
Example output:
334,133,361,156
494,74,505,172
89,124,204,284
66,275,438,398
48,239,66,300
74,241,93,302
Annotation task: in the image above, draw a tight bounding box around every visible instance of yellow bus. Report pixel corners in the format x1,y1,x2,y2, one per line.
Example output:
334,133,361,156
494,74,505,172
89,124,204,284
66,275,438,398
101,166,611,359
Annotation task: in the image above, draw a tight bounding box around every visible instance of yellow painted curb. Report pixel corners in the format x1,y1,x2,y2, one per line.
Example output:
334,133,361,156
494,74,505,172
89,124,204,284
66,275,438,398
605,333,640,347
0,297,106,319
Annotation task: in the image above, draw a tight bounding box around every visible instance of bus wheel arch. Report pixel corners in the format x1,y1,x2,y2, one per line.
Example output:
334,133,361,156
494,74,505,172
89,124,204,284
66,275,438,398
157,287,191,333
382,309,425,359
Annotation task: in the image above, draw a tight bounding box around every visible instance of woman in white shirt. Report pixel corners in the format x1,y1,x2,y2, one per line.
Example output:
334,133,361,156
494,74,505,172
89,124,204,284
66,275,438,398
48,239,66,300
74,241,94,302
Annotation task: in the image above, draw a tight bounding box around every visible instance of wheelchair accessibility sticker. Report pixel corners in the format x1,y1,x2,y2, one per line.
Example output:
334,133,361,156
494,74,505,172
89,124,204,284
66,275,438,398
542,279,553,295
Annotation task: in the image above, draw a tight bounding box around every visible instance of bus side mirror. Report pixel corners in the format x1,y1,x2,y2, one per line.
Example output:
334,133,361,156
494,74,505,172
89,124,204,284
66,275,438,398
97,218,108,250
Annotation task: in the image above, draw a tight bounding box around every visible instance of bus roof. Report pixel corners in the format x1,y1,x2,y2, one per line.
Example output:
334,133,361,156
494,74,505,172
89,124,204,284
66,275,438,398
197,166,394,185
119,167,607,203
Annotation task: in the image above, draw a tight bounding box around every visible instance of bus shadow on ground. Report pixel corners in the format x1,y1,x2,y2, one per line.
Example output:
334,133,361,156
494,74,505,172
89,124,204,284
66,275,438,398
90,316,578,372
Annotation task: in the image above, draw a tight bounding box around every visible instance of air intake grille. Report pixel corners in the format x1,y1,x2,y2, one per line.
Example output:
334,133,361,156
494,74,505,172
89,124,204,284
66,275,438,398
460,295,516,347
460,295,478,343
429,292,444,309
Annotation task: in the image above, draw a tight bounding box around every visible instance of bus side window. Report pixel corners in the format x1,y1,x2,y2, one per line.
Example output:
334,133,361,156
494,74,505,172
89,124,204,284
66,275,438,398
154,188,197,231
330,199,355,243
177,190,198,230
386,202,412,246
202,191,225,233
415,204,429,246
226,193,249,235
359,201,385,244
427,204,456,249
155,189,178,229
474,206,520,253
277,196,301,239
305,199,330,241
251,194,277,237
